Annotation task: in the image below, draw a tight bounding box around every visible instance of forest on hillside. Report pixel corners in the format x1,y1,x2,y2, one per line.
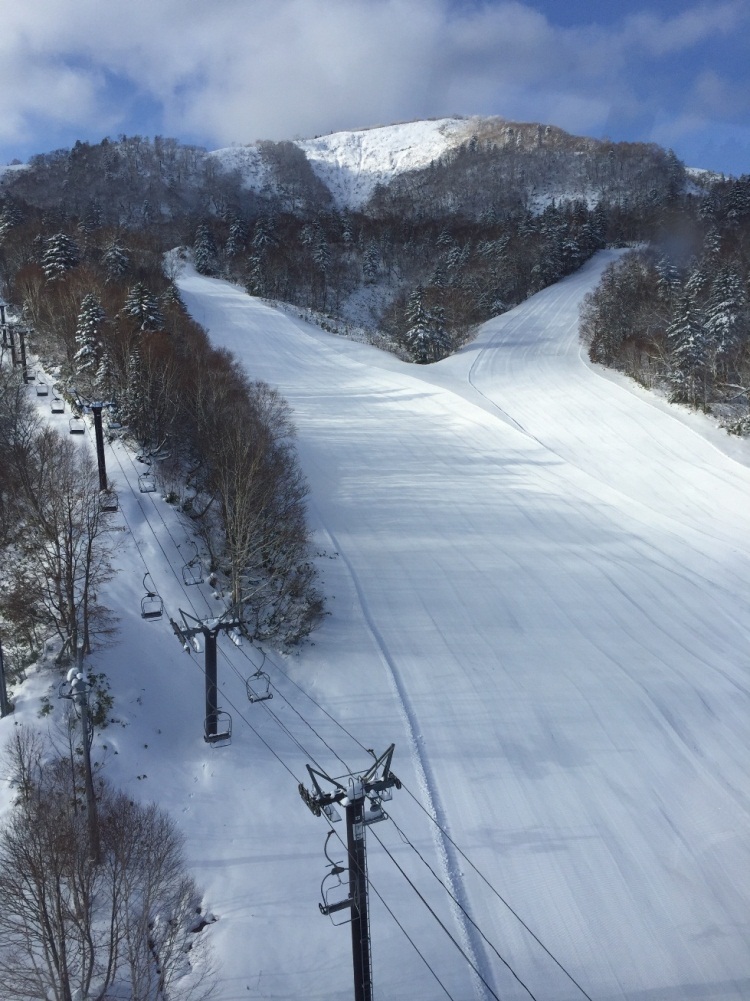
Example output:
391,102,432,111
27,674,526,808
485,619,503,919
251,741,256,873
580,175,750,429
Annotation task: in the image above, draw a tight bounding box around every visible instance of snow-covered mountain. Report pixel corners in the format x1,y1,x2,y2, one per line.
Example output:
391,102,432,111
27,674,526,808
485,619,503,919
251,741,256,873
209,114,677,213
210,116,474,208
294,118,471,208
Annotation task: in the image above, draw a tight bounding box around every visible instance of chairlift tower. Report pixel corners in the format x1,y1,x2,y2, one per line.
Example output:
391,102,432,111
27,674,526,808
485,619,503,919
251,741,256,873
171,608,244,744
299,745,401,1001
73,391,117,492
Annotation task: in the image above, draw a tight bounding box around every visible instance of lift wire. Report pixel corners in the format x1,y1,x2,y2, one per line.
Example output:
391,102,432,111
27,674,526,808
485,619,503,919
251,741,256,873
215,643,333,773
230,622,591,1001
105,428,590,1001
385,814,539,1000
399,783,596,1001
118,442,213,615
229,641,354,774
234,638,371,759
110,431,346,781
366,825,503,1001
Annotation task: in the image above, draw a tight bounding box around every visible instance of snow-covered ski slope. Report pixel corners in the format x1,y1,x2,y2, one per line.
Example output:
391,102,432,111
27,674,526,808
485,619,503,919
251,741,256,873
175,250,750,1001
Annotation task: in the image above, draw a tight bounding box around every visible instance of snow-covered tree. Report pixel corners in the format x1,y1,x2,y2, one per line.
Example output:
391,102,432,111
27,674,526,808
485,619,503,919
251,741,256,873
668,290,709,406
123,282,164,332
101,239,129,283
73,293,105,378
42,232,80,282
193,222,219,276
225,216,248,259
705,264,747,379
403,287,452,363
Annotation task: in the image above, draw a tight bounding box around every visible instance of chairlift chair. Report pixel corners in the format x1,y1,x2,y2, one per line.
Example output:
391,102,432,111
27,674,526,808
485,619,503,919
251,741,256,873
36,382,48,396
100,489,118,512
245,649,272,702
181,542,204,586
204,710,232,746
140,572,163,620
246,669,272,703
50,396,65,413
138,472,156,493
69,415,85,434
319,832,351,924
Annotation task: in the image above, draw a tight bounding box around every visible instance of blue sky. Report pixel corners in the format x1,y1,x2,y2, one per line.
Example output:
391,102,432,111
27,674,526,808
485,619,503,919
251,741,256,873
1,0,748,175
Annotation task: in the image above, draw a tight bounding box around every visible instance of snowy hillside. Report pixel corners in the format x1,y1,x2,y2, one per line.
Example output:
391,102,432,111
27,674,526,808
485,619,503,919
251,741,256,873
7,251,750,1001
295,118,471,208
210,117,475,209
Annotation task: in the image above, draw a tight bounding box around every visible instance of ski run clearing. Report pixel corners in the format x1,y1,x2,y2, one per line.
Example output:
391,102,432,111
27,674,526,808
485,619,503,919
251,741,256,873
5,249,750,1001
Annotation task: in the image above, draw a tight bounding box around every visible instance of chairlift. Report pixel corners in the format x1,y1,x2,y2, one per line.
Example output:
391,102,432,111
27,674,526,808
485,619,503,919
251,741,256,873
138,472,156,493
140,572,163,620
106,406,123,430
246,670,273,703
99,489,118,512
35,381,49,397
69,415,85,434
319,832,351,924
246,650,272,703
50,396,65,413
181,542,204,586
204,710,232,746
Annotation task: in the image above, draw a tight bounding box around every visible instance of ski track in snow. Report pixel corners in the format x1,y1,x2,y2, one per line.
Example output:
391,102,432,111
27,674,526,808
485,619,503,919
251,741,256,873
311,512,495,1000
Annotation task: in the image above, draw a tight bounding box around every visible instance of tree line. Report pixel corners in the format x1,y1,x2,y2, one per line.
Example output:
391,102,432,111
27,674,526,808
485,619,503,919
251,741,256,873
580,175,750,428
0,201,322,682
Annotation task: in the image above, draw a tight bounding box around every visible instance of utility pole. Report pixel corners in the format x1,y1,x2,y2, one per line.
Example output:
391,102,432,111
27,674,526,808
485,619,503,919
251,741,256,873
59,660,102,863
299,745,401,1001
171,608,243,743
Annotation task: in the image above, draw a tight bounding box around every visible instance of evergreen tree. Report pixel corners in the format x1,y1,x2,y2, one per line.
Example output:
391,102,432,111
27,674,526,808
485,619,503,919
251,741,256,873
73,293,105,378
101,239,129,283
404,287,451,363
705,264,747,379
194,222,219,276
225,216,248,258
123,282,164,332
94,344,116,397
668,290,709,406
42,232,80,282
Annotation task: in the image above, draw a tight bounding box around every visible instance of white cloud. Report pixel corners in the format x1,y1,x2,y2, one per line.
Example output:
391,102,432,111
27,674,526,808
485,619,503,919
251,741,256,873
0,0,746,155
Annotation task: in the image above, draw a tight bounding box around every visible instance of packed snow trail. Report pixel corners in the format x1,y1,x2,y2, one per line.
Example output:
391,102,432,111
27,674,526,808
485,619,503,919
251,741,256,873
176,255,750,1001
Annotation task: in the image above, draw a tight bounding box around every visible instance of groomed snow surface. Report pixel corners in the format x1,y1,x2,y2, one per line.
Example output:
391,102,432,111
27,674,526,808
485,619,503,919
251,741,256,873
6,250,750,1001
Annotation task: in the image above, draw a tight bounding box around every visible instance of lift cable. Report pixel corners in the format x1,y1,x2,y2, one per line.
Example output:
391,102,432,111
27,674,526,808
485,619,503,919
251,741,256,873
399,783,596,1001
111,433,350,775
230,631,594,1001
215,644,332,772
228,641,354,773
361,821,502,1001
383,814,539,1000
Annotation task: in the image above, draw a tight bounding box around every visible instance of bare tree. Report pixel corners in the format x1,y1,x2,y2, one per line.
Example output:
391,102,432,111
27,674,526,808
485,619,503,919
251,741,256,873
0,732,214,1001
0,419,116,662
